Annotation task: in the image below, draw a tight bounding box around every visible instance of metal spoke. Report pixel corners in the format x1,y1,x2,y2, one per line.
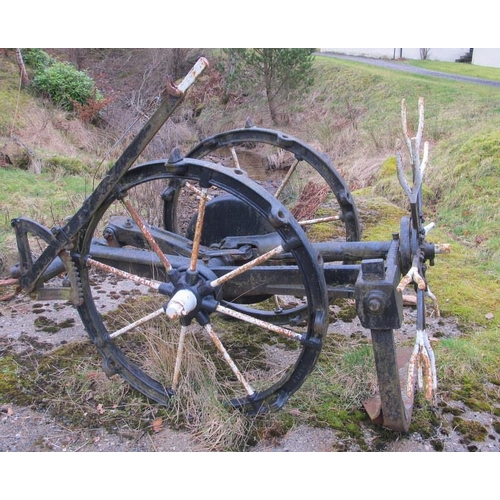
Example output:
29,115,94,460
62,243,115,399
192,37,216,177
173,325,189,389
274,158,299,199
230,146,241,169
216,303,303,342
109,307,165,339
185,181,213,200
86,257,161,290
121,198,173,273
298,215,340,226
190,187,209,272
210,244,284,289
204,323,255,396
273,295,283,314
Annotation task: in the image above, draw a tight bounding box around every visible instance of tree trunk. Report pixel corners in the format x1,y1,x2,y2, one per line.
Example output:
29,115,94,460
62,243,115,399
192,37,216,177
15,49,30,87
266,88,279,125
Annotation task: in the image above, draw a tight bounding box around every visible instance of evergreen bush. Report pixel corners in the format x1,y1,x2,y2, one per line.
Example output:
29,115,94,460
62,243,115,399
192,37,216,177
33,61,102,111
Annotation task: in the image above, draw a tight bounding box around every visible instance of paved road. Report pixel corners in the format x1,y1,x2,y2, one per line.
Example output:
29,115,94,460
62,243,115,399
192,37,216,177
316,52,500,88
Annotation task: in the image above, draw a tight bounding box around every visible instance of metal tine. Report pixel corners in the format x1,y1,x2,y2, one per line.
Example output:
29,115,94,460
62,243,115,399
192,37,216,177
396,97,430,203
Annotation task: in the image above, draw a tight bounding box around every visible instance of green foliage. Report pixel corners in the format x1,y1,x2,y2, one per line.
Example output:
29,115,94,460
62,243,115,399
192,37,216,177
222,48,315,123
429,130,500,267
33,61,102,111
44,156,90,175
21,48,55,72
407,59,500,82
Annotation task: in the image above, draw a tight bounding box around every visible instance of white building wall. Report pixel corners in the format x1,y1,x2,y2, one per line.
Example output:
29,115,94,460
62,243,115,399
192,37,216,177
321,48,470,62
472,48,500,68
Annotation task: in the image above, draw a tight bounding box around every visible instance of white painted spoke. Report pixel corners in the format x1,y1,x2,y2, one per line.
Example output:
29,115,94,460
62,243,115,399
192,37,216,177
173,325,189,389
109,307,165,339
210,244,284,288
216,304,302,342
86,258,161,290
298,215,340,226
189,187,209,272
122,198,172,273
274,158,299,199
204,323,255,396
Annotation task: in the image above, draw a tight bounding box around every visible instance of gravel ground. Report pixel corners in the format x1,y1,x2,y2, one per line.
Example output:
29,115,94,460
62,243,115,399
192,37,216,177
2,291,500,453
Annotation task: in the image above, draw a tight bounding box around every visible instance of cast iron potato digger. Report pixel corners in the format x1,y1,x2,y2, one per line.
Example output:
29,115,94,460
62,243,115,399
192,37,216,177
3,58,449,432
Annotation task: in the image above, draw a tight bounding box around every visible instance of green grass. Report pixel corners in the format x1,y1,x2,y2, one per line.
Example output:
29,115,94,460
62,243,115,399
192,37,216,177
312,55,500,149
0,167,90,218
429,130,500,272
406,59,500,82
0,168,91,267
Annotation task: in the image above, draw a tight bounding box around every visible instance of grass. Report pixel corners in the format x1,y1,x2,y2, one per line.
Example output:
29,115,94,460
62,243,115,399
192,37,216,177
429,130,500,272
405,59,500,82
0,167,91,270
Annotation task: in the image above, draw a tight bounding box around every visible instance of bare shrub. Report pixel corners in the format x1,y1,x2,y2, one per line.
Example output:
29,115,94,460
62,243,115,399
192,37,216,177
290,181,330,221
420,49,431,60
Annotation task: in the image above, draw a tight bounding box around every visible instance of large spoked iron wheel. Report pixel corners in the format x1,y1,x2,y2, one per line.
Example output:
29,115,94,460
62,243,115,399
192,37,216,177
74,158,328,414
161,126,361,325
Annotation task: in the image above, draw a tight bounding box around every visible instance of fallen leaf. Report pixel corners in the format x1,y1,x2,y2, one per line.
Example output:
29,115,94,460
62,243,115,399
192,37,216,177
96,403,105,414
151,417,163,433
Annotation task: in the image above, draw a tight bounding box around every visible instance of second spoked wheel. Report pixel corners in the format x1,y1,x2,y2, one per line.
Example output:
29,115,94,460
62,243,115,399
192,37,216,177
74,157,328,414
161,126,361,325
167,125,361,242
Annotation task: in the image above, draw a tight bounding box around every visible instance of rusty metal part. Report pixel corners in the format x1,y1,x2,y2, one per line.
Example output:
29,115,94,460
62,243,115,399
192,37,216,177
86,257,161,290
397,265,426,292
426,286,440,317
177,57,209,93
0,278,20,301
185,181,213,200
122,199,172,273
274,158,299,199
162,58,209,97
161,75,182,98
407,326,437,401
363,345,414,432
434,243,451,254
210,244,284,289
109,307,165,339
216,303,303,342
189,188,209,272
298,215,340,226
229,147,241,169
204,323,255,396
173,325,189,389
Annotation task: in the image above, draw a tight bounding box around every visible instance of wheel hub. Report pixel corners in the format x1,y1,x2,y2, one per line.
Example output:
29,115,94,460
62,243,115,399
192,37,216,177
164,288,197,319
158,268,220,326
